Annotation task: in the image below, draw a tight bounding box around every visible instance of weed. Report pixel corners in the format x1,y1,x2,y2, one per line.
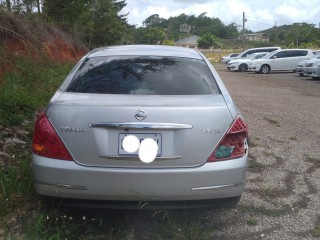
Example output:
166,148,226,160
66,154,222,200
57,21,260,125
248,139,259,148
289,136,297,141
0,150,33,217
305,155,320,167
257,187,283,198
264,117,280,127
239,204,286,217
150,210,211,240
246,218,258,226
248,154,267,172
0,56,72,126
312,225,320,237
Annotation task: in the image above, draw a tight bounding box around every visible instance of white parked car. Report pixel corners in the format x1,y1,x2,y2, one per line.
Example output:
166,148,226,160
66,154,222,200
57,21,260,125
233,47,280,59
303,58,320,79
248,49,314,74
221,53,239,64
227,52,269,72
296,52,320,76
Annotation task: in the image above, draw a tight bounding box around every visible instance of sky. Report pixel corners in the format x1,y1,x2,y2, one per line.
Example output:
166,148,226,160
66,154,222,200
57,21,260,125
121,0,320,32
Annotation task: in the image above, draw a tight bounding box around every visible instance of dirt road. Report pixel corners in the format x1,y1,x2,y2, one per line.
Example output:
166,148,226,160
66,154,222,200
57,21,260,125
210,64,320,239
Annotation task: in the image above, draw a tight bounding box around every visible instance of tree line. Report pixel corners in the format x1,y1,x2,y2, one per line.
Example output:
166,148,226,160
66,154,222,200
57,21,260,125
1,0,320,49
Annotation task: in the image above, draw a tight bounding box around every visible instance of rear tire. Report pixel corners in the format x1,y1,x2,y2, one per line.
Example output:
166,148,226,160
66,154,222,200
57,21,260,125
312,77,320,80
260,64,270,74
239,63,248,72
299,73,304,76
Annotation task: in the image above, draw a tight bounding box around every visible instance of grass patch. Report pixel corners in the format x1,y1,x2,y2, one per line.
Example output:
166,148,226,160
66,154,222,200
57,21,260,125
248,140,258,148
0,53,74,238
18,208,211,239
263,117,280,127
0,149,33,217
202,50,234,64
257,187,283,198
305,155,320,167
289,136,297,141
312,225,320,237
248,153,267,172
0,55,72,126
246,218,258,226
239,204,286,217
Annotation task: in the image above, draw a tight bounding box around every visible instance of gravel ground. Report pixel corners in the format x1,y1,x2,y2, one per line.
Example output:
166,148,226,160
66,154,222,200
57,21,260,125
208,64,320,239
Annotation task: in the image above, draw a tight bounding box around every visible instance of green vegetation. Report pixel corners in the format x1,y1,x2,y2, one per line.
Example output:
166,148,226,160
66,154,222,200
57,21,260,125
246,218,258,226
0,56,72,126
289,136,297,141
198,33,221,49
305,155,320,167
257,187,283,198
312,225,320,237
264,117,281,127
248,153,268,172
239,205,286,217
0,53,73,228
2,0,320,49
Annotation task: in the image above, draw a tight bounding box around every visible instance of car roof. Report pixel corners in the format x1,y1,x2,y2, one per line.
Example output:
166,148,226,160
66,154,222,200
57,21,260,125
87,45,203,59
273,48,312,53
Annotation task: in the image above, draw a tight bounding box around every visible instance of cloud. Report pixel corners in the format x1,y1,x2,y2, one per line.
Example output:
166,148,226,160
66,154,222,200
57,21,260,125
122,0,320,31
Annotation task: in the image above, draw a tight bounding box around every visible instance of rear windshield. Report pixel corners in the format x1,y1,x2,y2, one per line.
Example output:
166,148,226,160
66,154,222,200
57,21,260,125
66,56,219,95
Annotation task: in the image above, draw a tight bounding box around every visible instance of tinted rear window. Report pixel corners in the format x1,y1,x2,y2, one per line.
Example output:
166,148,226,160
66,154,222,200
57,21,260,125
67,56,219,95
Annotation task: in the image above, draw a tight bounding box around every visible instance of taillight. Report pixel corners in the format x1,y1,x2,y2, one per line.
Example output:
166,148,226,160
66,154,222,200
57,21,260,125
207,115,248,162
32,112,73,161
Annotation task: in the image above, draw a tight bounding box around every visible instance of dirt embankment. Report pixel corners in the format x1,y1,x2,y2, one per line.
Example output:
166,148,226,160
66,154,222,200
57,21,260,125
0,14,88,79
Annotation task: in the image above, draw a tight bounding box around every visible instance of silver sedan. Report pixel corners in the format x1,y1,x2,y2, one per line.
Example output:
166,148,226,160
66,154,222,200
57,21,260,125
32,45,248,208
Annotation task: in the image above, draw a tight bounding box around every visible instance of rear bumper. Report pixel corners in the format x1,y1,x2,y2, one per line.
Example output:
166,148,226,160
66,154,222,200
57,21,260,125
33,154,248,202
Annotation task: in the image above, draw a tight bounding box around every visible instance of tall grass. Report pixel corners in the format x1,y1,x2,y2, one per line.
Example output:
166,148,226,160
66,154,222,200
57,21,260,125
0,55,73,125
0,53,73,237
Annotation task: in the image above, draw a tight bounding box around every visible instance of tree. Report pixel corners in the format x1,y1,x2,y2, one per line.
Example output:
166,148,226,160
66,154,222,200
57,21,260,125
5,0,11,12
133,26,165,44
197,33,220,49
143,14,165,27
42,0,128,48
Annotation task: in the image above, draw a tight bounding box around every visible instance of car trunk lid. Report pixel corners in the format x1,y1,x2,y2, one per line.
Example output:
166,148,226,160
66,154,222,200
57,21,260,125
48,93,233,168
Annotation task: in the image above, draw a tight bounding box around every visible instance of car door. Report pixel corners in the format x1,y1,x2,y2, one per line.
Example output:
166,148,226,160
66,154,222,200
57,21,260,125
269,51,288,70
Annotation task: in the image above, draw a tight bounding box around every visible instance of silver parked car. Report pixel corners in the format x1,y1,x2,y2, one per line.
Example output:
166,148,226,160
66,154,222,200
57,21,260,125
303,58,320,80
296,52,320,76
32,45,248,208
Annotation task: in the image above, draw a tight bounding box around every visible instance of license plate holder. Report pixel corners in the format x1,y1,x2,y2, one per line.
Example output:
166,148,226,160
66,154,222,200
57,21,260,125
118,133,162,155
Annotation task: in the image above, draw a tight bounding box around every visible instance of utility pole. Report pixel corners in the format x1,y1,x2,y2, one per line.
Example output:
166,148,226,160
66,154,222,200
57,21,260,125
274,21,277,45
242,12,246,51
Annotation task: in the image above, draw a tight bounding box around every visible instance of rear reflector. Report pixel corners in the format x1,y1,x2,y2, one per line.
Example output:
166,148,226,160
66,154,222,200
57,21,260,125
32,112,73,161
207,115,248,162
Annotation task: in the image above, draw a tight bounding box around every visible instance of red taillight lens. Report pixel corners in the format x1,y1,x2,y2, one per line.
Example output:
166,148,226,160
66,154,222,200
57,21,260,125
207,115,248,162
32,112,73,161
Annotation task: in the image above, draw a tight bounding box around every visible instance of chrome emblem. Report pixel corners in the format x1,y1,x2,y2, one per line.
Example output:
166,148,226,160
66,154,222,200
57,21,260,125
135,110,147,121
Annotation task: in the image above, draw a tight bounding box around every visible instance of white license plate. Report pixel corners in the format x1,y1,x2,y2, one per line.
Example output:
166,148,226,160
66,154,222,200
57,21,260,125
118,133,162,155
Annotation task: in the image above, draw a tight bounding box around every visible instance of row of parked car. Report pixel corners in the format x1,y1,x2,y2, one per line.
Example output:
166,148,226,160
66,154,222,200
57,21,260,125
222,47,320,79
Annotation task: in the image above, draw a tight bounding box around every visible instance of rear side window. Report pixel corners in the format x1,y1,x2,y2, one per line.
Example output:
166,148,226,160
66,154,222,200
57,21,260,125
294,50,308,57
67,56,219,95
